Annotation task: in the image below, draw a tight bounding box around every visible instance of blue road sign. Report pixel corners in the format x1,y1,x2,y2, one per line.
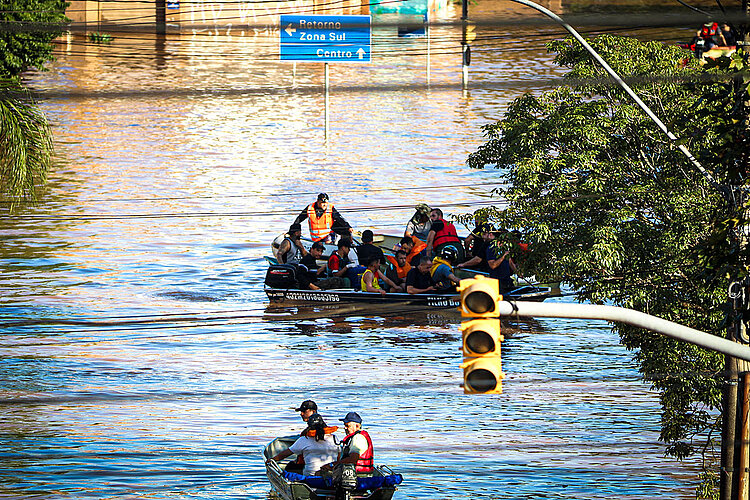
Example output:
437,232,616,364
279,15,371,63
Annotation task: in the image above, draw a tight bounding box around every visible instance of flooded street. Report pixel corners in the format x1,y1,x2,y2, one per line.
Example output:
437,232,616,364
0,2,704,498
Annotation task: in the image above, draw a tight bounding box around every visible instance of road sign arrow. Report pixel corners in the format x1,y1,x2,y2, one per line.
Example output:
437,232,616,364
356,47,365,59
285,23,296,37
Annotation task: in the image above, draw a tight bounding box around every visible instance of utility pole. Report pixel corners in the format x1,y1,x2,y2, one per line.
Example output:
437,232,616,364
156,0,166,35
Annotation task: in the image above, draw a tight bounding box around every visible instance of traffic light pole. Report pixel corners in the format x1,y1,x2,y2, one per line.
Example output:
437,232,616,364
495,301,750,362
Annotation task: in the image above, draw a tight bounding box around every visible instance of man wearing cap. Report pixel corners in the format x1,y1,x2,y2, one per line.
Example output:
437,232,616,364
277,223,307,265
456,223,493,274
295,400,318,423
293,193,353,244
321,412,374,474
404,203,432,242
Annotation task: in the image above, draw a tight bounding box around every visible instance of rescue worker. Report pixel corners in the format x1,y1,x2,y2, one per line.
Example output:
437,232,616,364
404,203,432,241
397,236,427,267
384,250,409,292
276,223,307,265
486,232,517,293
320,412,374,474
430,246,461,292
293,193,353,243
424,208,465,263
405,257,437,294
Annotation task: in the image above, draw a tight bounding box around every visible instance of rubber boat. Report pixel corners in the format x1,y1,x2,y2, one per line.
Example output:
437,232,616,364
264,435,401,500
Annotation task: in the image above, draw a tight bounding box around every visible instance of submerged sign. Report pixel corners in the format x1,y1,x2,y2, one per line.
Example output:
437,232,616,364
279,15,371,62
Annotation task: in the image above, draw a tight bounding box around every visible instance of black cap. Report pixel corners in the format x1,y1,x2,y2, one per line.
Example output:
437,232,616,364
317,193,329,202
340,411,362,424
295,400,317,412
289,223,302,233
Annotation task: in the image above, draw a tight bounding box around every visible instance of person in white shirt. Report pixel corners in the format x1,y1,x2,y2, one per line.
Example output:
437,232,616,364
269,413,339,476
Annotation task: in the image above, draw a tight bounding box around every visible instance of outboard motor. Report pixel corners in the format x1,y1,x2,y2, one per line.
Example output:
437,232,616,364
333,464,357,500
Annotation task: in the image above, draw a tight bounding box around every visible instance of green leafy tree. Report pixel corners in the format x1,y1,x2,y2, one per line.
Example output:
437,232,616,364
0,0,67,200
0,0,69,78
465,34,749,496
0,81,53,200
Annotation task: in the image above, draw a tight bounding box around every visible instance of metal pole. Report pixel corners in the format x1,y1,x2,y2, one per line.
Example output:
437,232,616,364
505,0,720,192
155,0,166,35
324,62,329,142
739,372,750,500
497,301,750,362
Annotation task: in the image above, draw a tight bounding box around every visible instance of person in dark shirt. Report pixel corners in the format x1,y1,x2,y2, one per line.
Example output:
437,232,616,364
293,193,353,243
405,257,436,294
299,242,347,290
355,230,385,266
486,238,517,293
456,223,492,274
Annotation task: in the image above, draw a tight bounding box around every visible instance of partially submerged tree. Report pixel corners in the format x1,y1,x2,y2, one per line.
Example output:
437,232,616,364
466,34,749,496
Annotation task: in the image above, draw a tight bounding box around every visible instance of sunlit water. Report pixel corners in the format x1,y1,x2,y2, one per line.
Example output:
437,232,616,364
1,1,705,498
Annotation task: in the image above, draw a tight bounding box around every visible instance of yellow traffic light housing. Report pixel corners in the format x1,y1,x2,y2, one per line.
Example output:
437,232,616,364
458,277,504,394
457,275,501,317
461,319,503,357
460,357,504,394
460,319,503,394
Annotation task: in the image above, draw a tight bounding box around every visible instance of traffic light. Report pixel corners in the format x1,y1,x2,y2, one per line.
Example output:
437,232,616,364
458,276,503,394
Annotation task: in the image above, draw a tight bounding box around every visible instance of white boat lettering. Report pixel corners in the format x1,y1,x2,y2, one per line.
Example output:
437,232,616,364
286,292,340,302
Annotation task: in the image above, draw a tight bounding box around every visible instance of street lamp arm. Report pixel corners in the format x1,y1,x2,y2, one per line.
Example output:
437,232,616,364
498,300,750,361
507,0,721,192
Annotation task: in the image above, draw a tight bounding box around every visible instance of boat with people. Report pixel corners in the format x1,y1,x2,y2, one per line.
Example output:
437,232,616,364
264,435,402,500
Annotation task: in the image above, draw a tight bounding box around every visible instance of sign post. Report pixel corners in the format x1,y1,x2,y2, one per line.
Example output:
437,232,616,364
279,15,372,141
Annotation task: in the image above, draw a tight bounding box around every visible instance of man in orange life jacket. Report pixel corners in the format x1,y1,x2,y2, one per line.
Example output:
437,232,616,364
320,412,374,474
293,193,353,243
425,208,465,263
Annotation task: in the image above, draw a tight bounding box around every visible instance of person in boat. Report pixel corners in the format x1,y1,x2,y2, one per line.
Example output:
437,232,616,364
404,203,432,242
397,235,427,267
276,223,307,265
425,208,465,263
721,23,737,46
431,246,461,293
355,230,385,267
456,222,493,274
269,413,339,477
299,241,348,290
405,257,437,294
327,238,355,287
293,193,353,244
361,256,389,296
486,231,518,293
320,412,374,475
384,250,409,292
282,399,319,473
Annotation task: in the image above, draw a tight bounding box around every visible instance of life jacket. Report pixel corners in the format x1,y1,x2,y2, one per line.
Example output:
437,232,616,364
361,268,381,292
385,255,411,279
407,236,427,262
433,219,460,249
430,257,452,279
307,203,333,242
303,425,338,438
342,430,374,473
701,22,718,38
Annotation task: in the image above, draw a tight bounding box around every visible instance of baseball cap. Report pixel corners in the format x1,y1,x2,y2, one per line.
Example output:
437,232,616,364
317,193,329,202
340,411,362,424
289,223,302,233
295,400,318,412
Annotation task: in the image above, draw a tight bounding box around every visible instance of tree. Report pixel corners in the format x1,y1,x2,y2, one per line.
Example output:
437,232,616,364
0,0,68,201
0,0,69,78
0,81,53,201
465,34,749,497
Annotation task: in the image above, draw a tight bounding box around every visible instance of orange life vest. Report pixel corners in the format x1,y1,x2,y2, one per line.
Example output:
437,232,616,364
303,425,338,438
342,430,374,473
385,255,412,278
307,203,333,242
407,236,427,262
